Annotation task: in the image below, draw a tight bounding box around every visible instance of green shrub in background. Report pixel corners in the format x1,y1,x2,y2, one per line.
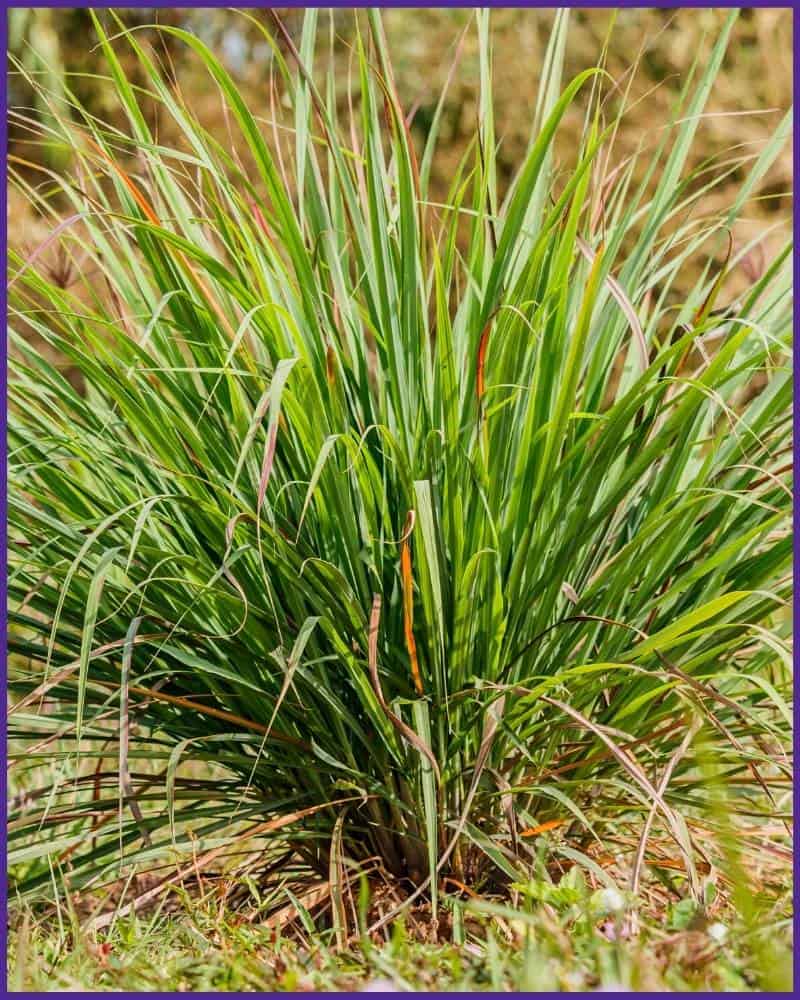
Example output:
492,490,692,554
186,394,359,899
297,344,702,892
9,9,71,168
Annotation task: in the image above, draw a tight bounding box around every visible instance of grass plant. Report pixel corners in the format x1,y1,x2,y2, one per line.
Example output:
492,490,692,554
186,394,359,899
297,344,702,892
7,7,792,950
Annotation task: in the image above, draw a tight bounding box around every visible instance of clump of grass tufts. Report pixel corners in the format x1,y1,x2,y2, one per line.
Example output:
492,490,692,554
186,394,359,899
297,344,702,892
8,8,791,934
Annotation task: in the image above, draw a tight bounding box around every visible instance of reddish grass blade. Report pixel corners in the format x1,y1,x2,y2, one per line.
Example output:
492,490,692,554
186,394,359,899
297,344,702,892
400,510,423,696
8,212,86,288
520,818,568,838
368,594,440,782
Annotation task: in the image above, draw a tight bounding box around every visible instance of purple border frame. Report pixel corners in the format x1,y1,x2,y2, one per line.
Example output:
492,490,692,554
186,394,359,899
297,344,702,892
2,2,8,993
1,2,795,996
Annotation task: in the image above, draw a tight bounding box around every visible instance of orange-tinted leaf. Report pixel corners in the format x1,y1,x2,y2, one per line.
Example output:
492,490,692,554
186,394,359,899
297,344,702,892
520,818,567,838
83,134,160,225
443,876,479,899
647,856,712,876
400,510,423,696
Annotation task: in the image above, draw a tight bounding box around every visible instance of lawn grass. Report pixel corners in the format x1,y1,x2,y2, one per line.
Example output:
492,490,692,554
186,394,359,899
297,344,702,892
8,873,793,993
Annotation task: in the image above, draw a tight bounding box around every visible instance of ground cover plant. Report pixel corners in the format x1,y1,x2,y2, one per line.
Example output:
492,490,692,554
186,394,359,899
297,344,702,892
8,881,792,992
7,7,793,990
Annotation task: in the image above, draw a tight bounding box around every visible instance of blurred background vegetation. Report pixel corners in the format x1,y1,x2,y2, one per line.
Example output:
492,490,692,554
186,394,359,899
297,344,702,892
9,6,792,300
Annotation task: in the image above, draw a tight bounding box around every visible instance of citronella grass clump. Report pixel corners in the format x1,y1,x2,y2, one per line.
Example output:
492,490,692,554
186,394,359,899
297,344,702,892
8,9,791,932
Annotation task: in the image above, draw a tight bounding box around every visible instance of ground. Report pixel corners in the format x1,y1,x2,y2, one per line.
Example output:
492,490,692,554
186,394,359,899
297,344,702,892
8,862,793,992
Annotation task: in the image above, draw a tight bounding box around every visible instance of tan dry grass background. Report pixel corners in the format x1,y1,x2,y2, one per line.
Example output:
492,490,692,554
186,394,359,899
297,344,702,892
9,7,792,285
